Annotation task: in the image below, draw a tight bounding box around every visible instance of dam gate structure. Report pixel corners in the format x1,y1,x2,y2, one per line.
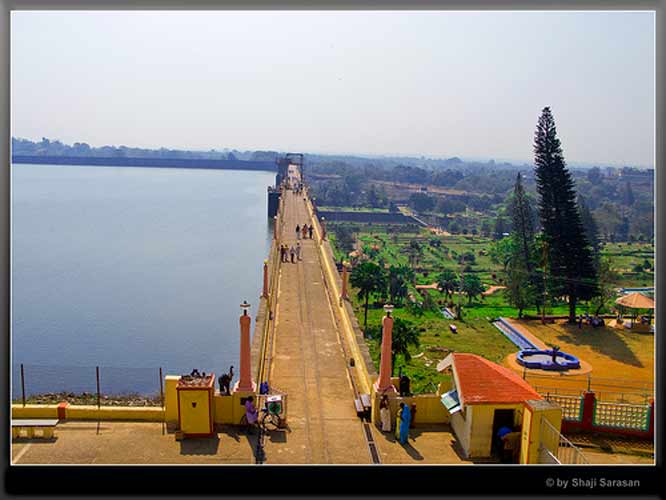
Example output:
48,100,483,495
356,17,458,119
267,153,303,217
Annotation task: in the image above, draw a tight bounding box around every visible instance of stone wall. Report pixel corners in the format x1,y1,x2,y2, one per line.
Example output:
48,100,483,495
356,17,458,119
317,209,417,225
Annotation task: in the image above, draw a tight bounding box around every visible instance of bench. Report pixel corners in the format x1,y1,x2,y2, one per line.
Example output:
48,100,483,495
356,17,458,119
12,419,59,439
360,394,372,412
354,394,372,422
354,399,365,419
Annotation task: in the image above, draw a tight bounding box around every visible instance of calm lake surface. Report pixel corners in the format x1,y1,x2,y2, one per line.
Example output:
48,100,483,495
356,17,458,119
11,164,274,397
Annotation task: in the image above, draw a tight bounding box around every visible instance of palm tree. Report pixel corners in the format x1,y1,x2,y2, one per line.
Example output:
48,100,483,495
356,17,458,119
350,262,388,333
462,274,485,304
437,270,458,298
391,318,420,375
388,265,414,306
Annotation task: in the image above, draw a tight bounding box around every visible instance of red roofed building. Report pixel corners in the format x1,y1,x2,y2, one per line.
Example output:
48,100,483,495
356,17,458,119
437,353,549,460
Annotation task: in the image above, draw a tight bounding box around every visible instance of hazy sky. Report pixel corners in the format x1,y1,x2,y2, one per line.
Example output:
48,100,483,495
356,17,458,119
11,11,655,166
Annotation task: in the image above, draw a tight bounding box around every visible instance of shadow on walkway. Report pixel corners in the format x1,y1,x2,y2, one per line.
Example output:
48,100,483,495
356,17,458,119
376,427,424,461
179,435,220,456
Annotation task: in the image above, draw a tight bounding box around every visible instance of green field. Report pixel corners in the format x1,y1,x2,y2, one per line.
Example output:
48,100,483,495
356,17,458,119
331,223,654,393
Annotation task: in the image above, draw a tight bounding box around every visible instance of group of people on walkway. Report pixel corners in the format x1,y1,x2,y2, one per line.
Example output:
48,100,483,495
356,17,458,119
293,182,305,194
295,223,314,240
280,242,302,263
379,395,412,445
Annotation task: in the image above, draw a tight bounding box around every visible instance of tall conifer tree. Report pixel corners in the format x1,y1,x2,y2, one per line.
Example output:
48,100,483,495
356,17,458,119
506,173,541,316
533,107,598,323
578,194,601,269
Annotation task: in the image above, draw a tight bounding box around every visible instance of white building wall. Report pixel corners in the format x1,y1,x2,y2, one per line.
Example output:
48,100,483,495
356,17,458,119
450,406,474,457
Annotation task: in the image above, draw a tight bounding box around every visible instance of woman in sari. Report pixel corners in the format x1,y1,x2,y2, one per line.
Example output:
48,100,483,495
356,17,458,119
399,403,411,444
395,403,402,440
379,396,391,432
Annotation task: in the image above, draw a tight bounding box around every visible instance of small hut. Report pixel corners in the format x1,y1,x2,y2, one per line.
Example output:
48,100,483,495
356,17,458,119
615,292,655,330
437,353,544,459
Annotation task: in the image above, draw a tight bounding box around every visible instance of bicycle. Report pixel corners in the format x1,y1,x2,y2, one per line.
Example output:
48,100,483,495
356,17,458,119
239,395,283,433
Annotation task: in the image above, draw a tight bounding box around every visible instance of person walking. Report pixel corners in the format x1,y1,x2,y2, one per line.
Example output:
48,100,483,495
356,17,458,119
379,396,391,432
398,402,411,444
296,224,301,240
290,245,296,263
280,244,286,263
296,242,302,261
302,224,308,240
308,225,313,239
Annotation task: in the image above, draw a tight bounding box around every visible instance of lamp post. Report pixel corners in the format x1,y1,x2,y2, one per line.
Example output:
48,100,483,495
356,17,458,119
273,215,278,240
375,304,397,393
234,301,256,392
321,216,327,241
340,261,349,302
262,260,269,298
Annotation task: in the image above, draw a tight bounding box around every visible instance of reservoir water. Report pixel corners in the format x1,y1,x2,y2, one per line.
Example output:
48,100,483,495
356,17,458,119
11,164,274,398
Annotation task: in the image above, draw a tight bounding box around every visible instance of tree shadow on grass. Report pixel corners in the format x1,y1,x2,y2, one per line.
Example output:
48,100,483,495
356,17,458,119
554,324,644,368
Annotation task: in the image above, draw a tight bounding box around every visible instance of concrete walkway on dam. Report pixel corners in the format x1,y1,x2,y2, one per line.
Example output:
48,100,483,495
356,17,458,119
262,186,374,464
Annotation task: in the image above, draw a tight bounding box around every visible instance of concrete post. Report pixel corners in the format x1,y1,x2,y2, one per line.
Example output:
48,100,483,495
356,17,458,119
340,262,349,301
234,302,256,393
375,306,397,393
262,260,269,298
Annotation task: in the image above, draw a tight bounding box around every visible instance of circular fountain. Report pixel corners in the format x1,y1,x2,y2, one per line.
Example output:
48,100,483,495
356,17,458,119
516,349,581,371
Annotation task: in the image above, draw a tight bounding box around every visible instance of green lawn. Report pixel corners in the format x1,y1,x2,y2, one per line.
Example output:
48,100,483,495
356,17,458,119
351,294,517,393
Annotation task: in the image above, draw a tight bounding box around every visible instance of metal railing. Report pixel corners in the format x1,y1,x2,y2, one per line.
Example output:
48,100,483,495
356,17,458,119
13,363,164,406
540,418,589,465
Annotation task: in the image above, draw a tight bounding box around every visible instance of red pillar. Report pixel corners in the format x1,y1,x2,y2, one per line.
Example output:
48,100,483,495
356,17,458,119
57,402,68,420
262,260,269,298
581,391,596,431
273,216,278,240
321,217,327,241
234,302,255,392
375,307,397,393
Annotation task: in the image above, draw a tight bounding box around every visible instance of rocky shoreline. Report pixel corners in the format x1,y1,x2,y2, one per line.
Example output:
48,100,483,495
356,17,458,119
14,391,163,407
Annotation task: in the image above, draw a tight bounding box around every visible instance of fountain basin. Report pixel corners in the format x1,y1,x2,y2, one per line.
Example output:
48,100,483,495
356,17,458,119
516,349,580,371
